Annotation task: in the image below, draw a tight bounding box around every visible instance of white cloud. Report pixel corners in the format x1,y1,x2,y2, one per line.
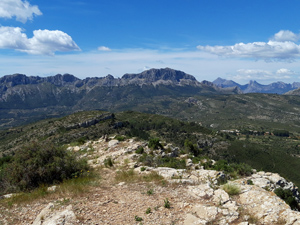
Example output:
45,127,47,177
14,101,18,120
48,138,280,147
98,46,111,51
276,68,296,75
271,30,299,42
0,0,42,23
197,30,300,61
0,26,80,55
0,26,27,49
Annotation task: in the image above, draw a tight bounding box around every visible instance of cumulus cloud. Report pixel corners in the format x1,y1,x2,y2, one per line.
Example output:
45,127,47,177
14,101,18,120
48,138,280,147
271,30,300,42
197,30,300,61
98,46,111,51
229,68,297,81
0,0,42,23
276,68,296,75
0,26,80,55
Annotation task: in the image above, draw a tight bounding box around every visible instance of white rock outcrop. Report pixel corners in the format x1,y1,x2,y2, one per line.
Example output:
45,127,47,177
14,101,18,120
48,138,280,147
33,203,76,225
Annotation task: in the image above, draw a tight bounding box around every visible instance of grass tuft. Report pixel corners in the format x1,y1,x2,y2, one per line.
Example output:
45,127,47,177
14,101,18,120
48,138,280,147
222,183,240,196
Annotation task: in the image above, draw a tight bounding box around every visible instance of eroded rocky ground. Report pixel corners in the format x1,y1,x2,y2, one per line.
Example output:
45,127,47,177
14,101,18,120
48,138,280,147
1,136,300,225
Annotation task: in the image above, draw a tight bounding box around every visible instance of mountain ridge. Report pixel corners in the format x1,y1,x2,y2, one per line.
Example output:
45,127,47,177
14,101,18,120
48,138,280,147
0,68,201,89
2,69,300,94
2,67,300,130
0,68,240,129
213,77,300,94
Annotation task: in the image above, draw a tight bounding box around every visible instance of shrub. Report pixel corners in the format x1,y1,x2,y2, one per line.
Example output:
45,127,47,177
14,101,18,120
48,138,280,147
222,183,240,196
135,216,143,221
76,137,87,145
208,160,253,178
274,188,300,211
247,179,254,185
135,147,144,154
148,138,163,150
273,130,289,137
0,155,12,168
115,135,125,141
0,142,89,193
184,139,201,156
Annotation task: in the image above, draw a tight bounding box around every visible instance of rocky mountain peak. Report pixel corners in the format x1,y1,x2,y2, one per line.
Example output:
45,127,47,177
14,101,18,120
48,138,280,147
212,77,227,85
122,68,197,83
0,73,40,87
105,74,114,79
248,80,260,86
45,74,79,86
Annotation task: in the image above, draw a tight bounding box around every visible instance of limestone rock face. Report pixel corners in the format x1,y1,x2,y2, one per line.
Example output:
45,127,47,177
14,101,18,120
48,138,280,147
33,204,76,225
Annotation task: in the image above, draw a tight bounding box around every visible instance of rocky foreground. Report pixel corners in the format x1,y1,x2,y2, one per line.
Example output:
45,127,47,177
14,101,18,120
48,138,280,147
1,136,300,225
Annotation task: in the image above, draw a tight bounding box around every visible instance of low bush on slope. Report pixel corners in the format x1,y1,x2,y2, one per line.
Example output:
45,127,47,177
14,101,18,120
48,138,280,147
0,142,89,194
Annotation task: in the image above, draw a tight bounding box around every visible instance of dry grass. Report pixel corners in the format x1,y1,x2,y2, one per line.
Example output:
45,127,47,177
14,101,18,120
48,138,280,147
0,172,100,208
115,169,164,184
222,183,240,196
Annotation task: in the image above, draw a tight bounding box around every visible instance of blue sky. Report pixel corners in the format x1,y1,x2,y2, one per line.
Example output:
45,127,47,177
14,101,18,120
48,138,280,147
1,0,300,84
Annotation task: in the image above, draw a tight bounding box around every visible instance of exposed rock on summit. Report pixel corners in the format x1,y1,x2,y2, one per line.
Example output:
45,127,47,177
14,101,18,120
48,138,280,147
2,136,299,224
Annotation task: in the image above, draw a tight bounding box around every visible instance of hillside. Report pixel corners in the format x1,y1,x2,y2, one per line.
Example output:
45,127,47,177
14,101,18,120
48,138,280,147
1,110,300,189
285,87,300,96
1,134,300,224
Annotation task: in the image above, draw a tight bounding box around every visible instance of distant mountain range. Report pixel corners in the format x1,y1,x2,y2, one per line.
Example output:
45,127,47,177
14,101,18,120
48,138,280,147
213,77,300,94
0,68,242,109
0,68,241,129
2,67,300,129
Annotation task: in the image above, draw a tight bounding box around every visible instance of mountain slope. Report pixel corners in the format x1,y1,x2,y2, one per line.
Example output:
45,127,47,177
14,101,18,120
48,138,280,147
285,87,300,95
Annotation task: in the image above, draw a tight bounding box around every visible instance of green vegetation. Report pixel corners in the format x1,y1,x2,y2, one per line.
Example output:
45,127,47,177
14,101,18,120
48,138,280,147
274,188,300,211
148,138,163,150
211,139,300,187
273,130,289,137
135,216,143,222
0,142,89,194
115,135,125,141
146,189,154,196
204,160,253,178
222,183,240,196
135,146,144,154
145,207,151,214
117,111,212,149
164,198,171,208
247,179,254,185
1,109,300,194
184,139,201,156
138,153,186,169
0,170,98,207
104,157,114,168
